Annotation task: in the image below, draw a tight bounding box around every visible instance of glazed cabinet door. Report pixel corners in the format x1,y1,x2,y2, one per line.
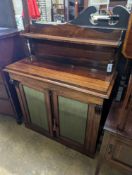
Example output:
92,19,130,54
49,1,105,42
16,83,53,137
53,91,102,156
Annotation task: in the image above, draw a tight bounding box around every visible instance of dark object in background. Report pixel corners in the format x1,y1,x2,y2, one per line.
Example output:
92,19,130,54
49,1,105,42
0,0,16,28
0,28,27,123
95,14,132,175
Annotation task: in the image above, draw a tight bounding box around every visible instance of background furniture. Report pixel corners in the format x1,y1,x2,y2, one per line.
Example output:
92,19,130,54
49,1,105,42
123,14,132,59
95,14,132,175
0,28,26,122
95,73,132,175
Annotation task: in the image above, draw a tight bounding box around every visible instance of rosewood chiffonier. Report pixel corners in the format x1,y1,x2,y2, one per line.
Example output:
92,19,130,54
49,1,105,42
4,7,128,157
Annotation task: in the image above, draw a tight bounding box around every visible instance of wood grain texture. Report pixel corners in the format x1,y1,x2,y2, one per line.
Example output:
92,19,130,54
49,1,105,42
5,59,116,99
27,24,121,44
4,21,119,156
122,14,132,59
7,72,104,105
96,72,132,174
30,40,116,72
117,74,132,131
22,32,119,47
21,24,121,74
95,132,132,175
5,59,110,157
85,104,102,155
104,103,132,140
104,73,132,139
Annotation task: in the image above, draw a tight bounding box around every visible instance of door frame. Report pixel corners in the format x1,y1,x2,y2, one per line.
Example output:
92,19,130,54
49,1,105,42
52,90,102,156
16,81,53,137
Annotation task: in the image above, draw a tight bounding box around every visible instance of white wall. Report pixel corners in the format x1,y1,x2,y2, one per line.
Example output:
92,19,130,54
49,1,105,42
12,0,24,30
12,0,23,15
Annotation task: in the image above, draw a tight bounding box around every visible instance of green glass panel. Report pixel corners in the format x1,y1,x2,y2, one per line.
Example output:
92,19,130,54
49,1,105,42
23,86,49,131
58,96,88,144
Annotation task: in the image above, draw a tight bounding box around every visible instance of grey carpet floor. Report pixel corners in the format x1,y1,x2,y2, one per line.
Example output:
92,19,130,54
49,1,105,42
0,115,130,175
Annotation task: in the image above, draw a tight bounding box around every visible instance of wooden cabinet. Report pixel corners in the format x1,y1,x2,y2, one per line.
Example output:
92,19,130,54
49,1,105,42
95,84,132,174
95,66,132,175
96,131,132,174
0,28,26,120
8,71,104,157
105,135,132,169
4,12,122,156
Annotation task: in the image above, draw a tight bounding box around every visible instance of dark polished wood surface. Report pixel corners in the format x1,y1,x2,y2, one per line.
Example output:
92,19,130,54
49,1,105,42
5,19,121,156
104,101,132,140
0,29,26,120
0,28,18,39
5,58,117,99
21,24,121,74
95,73,132,175
5,58,107,157
24,24,121,44
0,29,27,68
123,14,132,59
5,53,117,157
95,99,132,175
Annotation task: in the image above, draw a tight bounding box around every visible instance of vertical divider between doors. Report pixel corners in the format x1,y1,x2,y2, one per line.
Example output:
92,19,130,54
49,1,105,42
52,91,60,137
45,90,54,137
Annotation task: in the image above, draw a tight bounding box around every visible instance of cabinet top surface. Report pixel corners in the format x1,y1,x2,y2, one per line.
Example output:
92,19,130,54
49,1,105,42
5,58,116,99
0,28,19,39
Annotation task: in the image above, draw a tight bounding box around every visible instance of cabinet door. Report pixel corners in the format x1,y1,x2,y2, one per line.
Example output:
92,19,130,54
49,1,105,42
18,84,53,136
53,92,102,155
57,96,88,145
105,135,132,172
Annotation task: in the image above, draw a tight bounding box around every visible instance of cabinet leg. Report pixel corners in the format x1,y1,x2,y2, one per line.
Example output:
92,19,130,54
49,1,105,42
95,157,103,175
16,114,23,125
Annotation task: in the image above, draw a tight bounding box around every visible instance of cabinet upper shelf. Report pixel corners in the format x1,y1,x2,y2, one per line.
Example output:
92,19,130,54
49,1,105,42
21,32,120,48
21,24,122,48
